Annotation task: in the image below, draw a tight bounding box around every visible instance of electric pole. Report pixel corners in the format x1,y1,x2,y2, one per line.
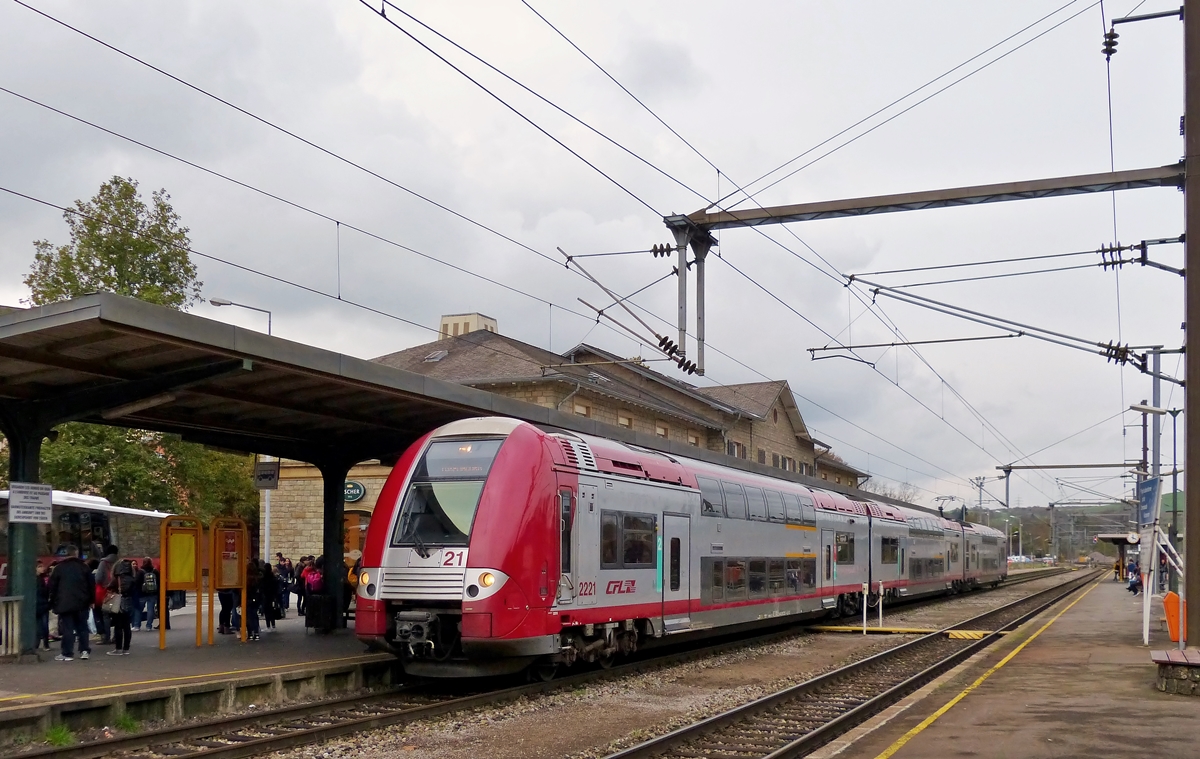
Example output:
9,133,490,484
1186,0,1200,648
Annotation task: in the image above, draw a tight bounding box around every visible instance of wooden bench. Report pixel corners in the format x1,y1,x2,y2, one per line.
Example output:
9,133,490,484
1151,649,1200,695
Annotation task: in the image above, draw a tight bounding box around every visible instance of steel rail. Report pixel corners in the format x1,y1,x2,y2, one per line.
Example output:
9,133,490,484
9,567,1069,759
605,570,1097,759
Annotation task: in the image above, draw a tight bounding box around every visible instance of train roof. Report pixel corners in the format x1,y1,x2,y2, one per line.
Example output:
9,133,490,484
0,490,174,519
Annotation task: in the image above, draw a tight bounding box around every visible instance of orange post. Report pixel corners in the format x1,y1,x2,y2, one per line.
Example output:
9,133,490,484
1164,591,1188,643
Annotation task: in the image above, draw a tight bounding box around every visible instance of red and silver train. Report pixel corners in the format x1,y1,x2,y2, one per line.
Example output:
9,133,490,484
357,417,1006,677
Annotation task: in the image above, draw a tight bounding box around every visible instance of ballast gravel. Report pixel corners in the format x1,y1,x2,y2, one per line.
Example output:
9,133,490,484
262,571,1076,759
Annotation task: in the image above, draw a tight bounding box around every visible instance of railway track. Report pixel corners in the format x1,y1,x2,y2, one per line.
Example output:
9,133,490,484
8,567,1071,759
605,569,1100,759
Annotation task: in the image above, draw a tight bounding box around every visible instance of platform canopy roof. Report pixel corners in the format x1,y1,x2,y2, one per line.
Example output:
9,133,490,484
0,293,914,507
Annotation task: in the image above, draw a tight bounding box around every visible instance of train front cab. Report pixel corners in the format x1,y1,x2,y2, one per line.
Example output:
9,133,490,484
356,417,562,677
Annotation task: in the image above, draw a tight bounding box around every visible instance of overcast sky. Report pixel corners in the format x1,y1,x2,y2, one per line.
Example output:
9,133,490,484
0,1,1187,519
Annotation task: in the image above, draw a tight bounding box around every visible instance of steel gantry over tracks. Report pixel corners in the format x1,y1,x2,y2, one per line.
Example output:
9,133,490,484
660,163,1183,375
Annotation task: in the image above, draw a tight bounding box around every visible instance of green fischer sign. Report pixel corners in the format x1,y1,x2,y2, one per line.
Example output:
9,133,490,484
344,481,366,503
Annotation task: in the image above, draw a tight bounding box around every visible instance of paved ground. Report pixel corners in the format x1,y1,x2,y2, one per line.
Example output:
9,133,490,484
0,595,377,707
836,577,1200,759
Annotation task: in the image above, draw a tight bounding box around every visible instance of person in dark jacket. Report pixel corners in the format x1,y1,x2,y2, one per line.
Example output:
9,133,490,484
35,561,51,650
260,562,279,631
107,559,136,655
48,545,94,661
245,559,262,641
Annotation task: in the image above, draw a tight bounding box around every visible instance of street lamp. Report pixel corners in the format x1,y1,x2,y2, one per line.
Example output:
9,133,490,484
210,297,272,336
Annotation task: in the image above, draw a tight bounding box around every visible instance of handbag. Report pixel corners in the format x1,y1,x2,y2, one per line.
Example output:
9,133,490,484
102,591,122,614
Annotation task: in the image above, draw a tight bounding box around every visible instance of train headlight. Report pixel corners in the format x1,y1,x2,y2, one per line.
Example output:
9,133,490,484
360,571,370,586
480,572,496,588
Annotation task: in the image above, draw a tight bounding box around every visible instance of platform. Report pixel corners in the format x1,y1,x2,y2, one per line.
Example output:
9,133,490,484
831,577,1200,759
0,596,396,742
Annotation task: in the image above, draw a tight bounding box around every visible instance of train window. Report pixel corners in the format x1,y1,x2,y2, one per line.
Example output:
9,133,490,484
835,532,855,564
880,537,899,565
621,513,657,568
696,476,725,517
725,559,747,601
391,481,483,547
768,559,786,596
823,546,832,581
900,548,906,573
721,482,748,520
949,543,960,563
711,559,725,603
797,492,817,526
601,512,620,567
559,490,573,574
782,493,802,523
669,538,681,591
748,559,767,599
799,558,817,590
764,490,786,522
745,487,768,521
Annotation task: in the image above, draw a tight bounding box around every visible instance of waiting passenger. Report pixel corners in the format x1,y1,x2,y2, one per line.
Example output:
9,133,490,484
49,545,94,661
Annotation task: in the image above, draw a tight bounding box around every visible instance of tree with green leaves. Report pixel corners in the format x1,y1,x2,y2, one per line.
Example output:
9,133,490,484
25,176,202,308
1,176,256,524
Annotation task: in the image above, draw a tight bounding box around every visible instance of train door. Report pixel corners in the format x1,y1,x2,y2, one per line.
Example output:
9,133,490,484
574,483,599,607
662,514,691,632
821,529,835,587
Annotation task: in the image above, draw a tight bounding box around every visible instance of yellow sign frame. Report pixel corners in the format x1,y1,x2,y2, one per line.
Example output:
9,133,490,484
158,516,204,650
208,517,249,644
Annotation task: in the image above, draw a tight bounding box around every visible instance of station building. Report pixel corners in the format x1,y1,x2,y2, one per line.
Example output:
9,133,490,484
261,315,866,560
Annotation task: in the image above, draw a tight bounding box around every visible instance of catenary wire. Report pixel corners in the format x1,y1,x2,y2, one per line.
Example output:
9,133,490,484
360,0,660,215
13,1,1052,498
519,3,1079,496
377,0,713,206
887,260,1134,289
0,78,952,500
850,246,1105,277
729,0,1101,206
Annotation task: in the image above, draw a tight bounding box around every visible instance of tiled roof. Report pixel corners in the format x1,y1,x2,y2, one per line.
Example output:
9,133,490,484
693,381,786,420
372,332,726,430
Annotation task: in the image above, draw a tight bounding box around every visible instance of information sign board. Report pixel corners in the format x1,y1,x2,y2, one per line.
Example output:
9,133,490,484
254,460,281,490
8,482,52,523
1137,477,1161,527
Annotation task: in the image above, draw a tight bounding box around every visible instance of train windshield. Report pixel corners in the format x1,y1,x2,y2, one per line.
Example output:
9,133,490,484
390,438,503,549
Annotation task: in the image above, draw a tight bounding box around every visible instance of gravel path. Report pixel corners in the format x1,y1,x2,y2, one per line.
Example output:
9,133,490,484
262,571,1080,759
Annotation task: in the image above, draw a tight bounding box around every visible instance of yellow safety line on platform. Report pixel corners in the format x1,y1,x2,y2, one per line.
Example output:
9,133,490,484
871,578,1102,759
0,654,385,704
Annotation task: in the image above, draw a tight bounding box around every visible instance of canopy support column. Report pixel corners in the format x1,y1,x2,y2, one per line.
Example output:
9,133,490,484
318,459,355,629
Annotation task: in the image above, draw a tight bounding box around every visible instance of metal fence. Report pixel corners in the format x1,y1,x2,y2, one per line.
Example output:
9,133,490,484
0,596,21,656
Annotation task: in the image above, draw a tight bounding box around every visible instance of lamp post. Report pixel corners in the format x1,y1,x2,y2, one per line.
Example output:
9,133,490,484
210,298,272,336
211,298,273,559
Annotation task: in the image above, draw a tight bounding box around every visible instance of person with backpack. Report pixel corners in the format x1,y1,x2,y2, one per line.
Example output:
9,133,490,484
107,558,136,655
296,557,311,616
136,558,159,631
